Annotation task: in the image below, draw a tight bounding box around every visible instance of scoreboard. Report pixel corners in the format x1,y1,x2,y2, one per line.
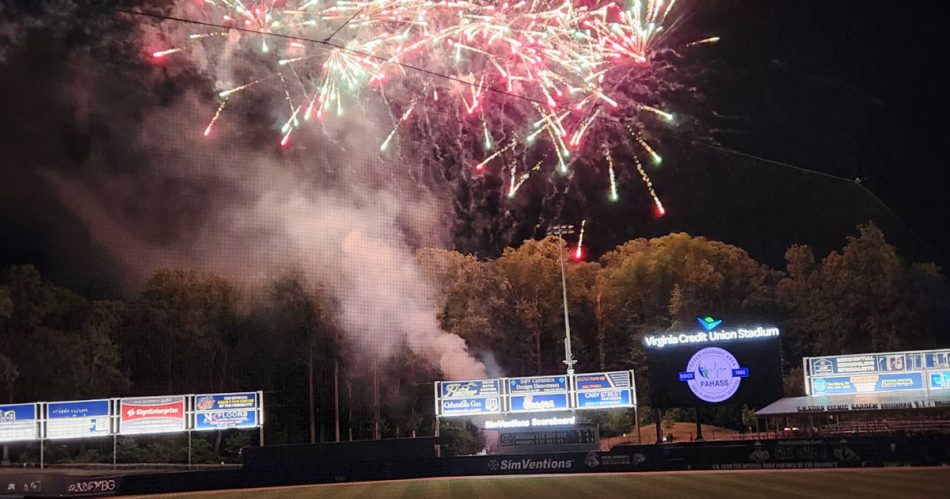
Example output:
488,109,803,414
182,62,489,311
804,349,950,396
499,427,598,447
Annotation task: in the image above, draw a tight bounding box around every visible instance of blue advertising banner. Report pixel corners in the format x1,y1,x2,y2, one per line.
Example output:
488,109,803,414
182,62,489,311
439,380,502,399
926,351,950,369
509,376,568,394
195,409,258,430
194,393,258,412
809,354,924,376
929,371,950,390
46,400,111,439
574,372,632,391
811,372,924,395
509,393,569,413
575,389,633,409
440,397,502,416
0,403,37,442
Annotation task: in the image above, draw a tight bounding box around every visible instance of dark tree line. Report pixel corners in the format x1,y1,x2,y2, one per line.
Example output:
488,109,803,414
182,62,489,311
1,222,946,461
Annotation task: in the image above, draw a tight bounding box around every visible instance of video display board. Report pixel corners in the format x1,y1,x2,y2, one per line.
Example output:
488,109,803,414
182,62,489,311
805,348,950,396
46,399,111,439
644,325,783,408
0,403,38,442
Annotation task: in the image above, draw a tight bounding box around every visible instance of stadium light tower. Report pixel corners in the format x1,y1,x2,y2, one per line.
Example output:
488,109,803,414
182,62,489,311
547,224,577,375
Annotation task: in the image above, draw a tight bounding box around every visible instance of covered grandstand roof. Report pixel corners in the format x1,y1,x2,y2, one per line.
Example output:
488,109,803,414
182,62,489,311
756,391,950,416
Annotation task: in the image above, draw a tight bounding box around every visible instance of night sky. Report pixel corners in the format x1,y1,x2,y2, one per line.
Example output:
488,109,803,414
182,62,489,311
701,0,949,263
1,1,948,295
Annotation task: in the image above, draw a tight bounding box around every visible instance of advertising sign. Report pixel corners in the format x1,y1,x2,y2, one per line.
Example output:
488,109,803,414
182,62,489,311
576,389,633,409
574,371,632,391
435,374,637,418
440,397,503,417
437,379,503,417
573,371,634,410
440,380,502,399
929,371,950,391
811,373,925,395
46,400,111,439
803,348,950,396
194,393,260,431
119,396,186,435
509,393,570,413
808,353,924,376
925,351,950,369
0,403,37,442
508,376,568,394
194,392,257,411
195,409,258,431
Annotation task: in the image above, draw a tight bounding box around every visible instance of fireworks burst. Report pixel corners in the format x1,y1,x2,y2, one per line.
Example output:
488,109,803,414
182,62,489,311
151,0,715,215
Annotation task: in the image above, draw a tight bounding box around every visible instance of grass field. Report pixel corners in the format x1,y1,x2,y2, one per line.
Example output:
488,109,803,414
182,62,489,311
133,467,950,498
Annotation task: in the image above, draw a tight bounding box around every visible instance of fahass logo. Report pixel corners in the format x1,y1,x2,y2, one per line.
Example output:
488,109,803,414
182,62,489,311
681,347,744,403
697,316,723,331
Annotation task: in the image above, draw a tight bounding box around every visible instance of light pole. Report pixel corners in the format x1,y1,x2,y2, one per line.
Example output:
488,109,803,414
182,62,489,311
547,224,577,375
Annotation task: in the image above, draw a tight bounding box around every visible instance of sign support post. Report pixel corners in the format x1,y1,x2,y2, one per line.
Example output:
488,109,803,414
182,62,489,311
112,399,118,469
694,406,704,441
259,391,265,447
634,406,641,444
187,394,192,469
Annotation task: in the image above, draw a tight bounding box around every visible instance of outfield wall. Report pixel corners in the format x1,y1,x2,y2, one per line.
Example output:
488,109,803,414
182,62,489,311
5,434,949,497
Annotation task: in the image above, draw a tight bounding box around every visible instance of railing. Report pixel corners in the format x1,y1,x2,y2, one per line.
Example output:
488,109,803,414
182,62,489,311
822,419,950,436
600,419,950,449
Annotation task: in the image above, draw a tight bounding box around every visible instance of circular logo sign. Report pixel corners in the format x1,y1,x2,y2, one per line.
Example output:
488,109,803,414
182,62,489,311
686,347,742,403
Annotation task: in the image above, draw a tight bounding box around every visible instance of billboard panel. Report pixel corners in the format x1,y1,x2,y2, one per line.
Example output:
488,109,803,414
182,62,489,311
809,353,924,376
574,371,632,391
46,399,111,439
509,393,569,413
925,351,950,369
575,389,633,409
194,392,257,411
440,396,503,416
644,324,783,408
811,372,925,395
508,376,568,394
195,409,258,430
930,371,950,391
439,380,502,399
804,348,950,396
119,396,186,435
194,392,260,431
0,403,38,442
437,380,503,417
573,371,635,410
435,373,637,417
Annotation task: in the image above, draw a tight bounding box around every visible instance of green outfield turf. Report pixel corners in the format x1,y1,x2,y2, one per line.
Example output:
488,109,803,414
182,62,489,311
134,468,950,498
